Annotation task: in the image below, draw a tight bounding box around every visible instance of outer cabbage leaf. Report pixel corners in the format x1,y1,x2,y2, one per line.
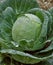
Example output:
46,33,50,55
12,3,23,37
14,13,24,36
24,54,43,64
0,0,39,13
0,49,53,64
48,7,53,38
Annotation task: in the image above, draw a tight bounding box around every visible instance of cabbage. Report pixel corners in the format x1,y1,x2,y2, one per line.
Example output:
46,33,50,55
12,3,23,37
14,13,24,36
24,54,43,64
0,0,53,65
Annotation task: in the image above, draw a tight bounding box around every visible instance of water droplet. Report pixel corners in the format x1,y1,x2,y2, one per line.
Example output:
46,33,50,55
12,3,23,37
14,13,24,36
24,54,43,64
11,41,19,47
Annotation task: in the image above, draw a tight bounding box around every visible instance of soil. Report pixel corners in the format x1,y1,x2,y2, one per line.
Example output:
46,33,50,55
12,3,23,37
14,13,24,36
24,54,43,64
37,0,53,10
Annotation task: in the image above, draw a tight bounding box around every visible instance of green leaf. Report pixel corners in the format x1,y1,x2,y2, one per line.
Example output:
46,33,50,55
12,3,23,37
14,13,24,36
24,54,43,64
0,49,53,64
0,0,39,13
48,7,53,20
38,41,53,53
35,59,53,65
48,7,53,38
43,10,52,38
